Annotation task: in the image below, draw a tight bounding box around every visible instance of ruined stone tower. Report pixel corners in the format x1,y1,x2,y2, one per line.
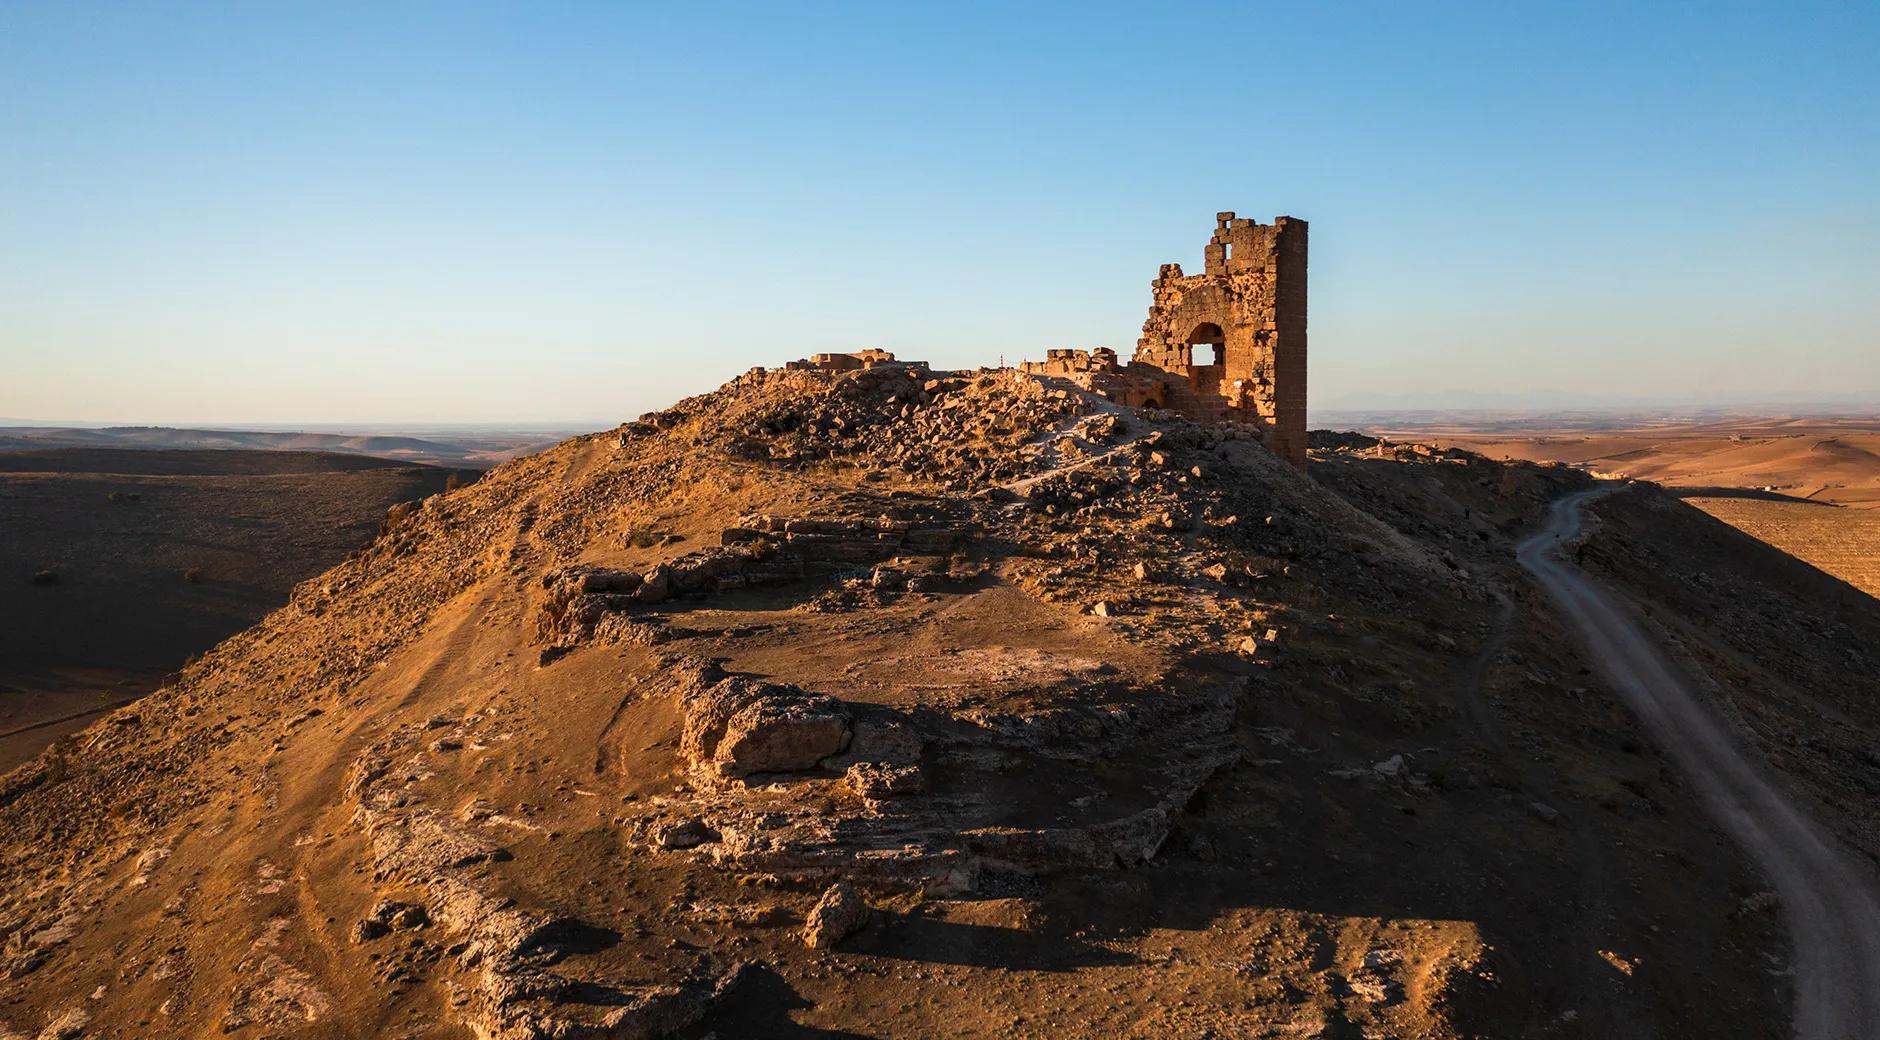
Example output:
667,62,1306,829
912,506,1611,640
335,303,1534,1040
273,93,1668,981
1132,213,1308,467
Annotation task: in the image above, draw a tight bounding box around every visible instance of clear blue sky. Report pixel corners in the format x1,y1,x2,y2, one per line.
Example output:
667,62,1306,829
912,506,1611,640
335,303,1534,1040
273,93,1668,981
3,1,1876,424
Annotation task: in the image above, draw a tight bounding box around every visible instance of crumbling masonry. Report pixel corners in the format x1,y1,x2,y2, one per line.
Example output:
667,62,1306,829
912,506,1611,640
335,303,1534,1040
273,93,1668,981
1021,213,1309,467
1134,213,1308,465
792,212,1309,467
785,348,899,373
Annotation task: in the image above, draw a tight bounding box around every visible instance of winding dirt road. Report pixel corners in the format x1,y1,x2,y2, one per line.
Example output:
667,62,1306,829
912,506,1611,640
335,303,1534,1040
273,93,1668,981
1519,489,1880,1039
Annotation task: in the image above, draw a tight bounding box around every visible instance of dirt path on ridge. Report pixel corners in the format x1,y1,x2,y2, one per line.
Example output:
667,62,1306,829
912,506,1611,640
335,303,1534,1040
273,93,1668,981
1519,489,1880,1040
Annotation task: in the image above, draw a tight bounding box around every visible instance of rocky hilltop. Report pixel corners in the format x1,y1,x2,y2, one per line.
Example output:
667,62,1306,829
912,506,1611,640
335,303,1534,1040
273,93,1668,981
5,362,1879,1038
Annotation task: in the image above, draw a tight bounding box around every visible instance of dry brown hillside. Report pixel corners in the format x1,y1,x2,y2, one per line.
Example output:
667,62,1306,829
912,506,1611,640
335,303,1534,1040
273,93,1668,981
1409,417,1880,507
0,449,464,771
1400,418,1880,605
3,368,1875,1038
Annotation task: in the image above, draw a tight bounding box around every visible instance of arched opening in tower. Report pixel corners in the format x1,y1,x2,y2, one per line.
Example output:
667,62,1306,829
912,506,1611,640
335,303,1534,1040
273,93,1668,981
1185,323,1225,368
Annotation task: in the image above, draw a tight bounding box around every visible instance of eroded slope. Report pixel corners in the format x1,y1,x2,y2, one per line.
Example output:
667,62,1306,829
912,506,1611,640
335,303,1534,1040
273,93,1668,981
0,369,1828,1039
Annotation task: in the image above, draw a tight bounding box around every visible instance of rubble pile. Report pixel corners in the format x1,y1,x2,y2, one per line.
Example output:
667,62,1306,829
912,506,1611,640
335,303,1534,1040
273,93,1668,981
627,365,1092,486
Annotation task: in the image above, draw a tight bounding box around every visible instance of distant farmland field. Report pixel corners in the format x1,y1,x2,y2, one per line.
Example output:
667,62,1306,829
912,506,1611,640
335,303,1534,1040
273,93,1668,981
1686,497,1880,598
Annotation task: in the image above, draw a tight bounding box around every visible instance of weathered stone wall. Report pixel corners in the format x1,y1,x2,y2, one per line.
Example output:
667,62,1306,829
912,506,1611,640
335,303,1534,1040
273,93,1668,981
1019,348,1120,378
786,348,901,372
1131,213,1308,467
1016,348,1174,409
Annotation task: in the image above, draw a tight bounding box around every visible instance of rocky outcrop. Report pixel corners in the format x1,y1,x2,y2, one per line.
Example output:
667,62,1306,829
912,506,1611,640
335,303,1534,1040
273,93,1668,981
629,648,1242,896
532,543,780,645
347,719,746,1039
679,671,852,780
697,365,1089,484
531,514,965,651
737,513,962,560
843,761,924,806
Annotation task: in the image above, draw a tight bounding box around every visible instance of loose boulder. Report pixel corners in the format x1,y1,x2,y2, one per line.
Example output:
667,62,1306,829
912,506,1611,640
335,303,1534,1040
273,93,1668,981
717,696,852,776
681,674,852,779
801,881,869,950
633,564,673,605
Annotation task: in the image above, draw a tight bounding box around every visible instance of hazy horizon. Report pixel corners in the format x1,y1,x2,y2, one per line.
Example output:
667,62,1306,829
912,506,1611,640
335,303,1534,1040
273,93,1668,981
4,2,1877,424
10,388,1880,435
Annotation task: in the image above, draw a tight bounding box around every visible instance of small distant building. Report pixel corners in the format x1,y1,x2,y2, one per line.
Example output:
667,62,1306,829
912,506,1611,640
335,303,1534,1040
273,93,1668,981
785,348,901,372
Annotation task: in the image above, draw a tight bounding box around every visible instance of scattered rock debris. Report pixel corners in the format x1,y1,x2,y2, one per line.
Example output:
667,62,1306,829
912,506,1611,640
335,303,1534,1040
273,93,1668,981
0,350,1838,1039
